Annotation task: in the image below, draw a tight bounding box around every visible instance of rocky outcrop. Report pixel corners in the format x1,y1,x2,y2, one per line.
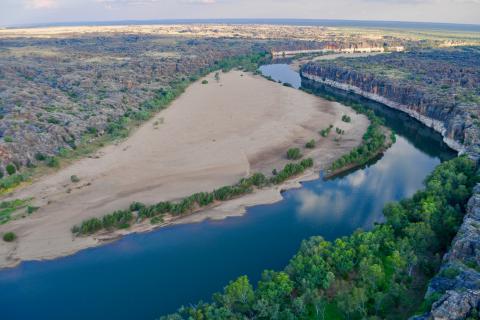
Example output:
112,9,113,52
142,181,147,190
411,185,480,320
299,49,480,319
300,49,480,161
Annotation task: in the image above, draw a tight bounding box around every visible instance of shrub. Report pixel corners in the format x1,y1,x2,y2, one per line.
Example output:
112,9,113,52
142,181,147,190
201,80,209,85
70,175,80,183
46,157,59,168
441,267,460,279
0,168,3,179
305,139,316,149
3,232,16,242
320,125,333,137
27,206,39,214
151,216,164,224
6,164,16,175
3,135,13,143
250,173,267,187
287,148,302,160
342,115,352,123
35,153,46,161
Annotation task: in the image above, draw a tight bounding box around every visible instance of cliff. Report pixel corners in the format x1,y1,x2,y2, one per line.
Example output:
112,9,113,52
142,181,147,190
300,48,480,161
300,48,480,319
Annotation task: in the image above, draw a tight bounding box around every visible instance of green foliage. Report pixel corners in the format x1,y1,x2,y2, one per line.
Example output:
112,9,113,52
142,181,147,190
46,157,59,168
70,175,80,183
3,232,16,242
201,80,209,85
0,198,31,224
320,125,333,137
27,206,39,214
6,164,16,175
330,111,387,172
271,158,314,184
342,115,352,123
161,156,478,320
286,148,302,160
3,135,13,143
305,139,316,149
35,152,46,161
73,157,313,236
0,173,27,192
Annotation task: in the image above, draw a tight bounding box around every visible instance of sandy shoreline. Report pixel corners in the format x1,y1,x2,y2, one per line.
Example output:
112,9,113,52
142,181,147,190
0,70,368,269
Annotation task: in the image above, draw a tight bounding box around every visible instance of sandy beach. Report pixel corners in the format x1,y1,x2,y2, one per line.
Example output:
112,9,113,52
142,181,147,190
0,70,368,269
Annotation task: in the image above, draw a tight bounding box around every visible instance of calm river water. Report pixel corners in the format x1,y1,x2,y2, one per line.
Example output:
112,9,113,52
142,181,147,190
0,64,455,319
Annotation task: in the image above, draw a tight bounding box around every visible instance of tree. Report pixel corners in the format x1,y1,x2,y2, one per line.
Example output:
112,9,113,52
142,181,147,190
220,276,254,314
286,148,302,160
5,164,16,175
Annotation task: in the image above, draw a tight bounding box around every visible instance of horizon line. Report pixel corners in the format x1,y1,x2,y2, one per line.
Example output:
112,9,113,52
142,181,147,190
4,18,480,31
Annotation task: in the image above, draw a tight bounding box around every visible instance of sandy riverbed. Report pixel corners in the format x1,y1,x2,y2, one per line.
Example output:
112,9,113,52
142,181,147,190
0,70,368,269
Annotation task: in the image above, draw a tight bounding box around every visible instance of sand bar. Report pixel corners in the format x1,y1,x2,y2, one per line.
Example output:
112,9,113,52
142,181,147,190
0,70,368,269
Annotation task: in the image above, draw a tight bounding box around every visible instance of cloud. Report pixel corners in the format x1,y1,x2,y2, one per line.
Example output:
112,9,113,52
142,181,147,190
25,0,57,9
182,0,218,4
95,0,218,6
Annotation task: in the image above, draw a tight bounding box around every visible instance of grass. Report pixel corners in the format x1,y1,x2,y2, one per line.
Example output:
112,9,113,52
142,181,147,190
0,198,34,224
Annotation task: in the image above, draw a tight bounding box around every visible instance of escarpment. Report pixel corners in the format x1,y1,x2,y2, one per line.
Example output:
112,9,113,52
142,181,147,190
300,48,480,161
300,47,480,319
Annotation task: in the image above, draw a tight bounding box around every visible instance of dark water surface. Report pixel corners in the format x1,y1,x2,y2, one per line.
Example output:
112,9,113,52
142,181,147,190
0,65,455,320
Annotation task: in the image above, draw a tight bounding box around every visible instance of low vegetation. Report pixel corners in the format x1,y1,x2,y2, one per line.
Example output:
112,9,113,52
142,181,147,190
305,139,316,149
0,198,33,224
161,156,478,320
72,158,314,236
286,148,302,160
342,114,352,123
2,232,16,242
330,111,387,173
319,125,333,137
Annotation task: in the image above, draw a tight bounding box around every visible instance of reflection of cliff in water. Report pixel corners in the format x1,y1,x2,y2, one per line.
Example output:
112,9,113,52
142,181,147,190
301,78,456,162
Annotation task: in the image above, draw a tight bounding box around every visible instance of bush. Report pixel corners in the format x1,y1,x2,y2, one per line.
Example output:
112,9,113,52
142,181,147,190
342,115,352,123
3,136,13,143
27,206,39,214
35,153,46,161
287,148,302,160
201,80,209,84
6,164,16,175
46,157,59,168
3,232,16,242
70,175,80,183
305,139,316,149
320,125,333,137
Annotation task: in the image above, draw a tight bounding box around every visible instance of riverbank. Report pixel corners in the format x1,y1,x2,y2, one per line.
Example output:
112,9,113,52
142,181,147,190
0,70,369,269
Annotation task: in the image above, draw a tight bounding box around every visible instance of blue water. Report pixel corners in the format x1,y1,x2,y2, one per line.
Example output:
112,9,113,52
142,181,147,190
0,64,455,320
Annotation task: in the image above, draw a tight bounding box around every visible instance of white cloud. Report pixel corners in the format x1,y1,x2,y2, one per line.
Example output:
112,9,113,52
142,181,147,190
25,0,57,9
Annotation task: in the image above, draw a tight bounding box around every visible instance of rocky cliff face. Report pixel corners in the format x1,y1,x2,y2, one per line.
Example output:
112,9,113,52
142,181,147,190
300,48,480,161
300,49,480,319
411,185,480,320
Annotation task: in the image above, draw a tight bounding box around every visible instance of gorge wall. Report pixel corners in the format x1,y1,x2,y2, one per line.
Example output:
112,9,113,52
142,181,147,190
300,59,480,319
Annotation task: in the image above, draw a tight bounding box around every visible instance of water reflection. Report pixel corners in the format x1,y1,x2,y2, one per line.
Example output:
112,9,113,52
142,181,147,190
258,64,302,88
292,137,444,231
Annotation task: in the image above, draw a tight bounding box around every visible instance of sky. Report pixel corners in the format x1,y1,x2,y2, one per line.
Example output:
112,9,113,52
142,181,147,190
1,0,480,27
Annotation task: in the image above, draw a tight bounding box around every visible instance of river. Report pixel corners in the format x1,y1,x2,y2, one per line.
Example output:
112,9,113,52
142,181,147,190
0,64,455,319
